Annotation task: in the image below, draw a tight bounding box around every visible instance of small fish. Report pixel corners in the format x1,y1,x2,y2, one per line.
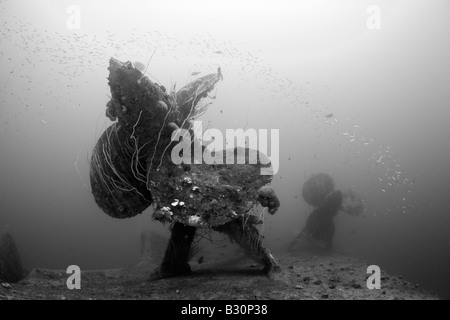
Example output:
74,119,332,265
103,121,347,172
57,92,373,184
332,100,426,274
197,256,204,264
191,71,201,76
213,50,223,54
325,113,333,118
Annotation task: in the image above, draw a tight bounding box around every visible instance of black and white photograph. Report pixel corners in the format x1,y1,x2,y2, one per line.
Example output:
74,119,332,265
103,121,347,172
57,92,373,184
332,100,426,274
0,0,449,304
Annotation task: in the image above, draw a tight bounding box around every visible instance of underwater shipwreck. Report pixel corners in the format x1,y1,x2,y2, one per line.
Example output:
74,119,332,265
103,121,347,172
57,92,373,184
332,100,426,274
90,58,282,279
0,59,438,300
